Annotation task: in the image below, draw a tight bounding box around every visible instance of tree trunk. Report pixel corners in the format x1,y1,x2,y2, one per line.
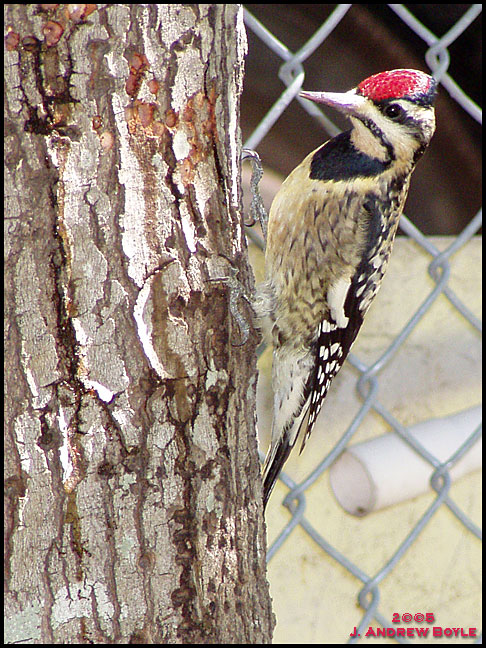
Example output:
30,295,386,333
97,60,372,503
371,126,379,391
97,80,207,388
4,4,274,643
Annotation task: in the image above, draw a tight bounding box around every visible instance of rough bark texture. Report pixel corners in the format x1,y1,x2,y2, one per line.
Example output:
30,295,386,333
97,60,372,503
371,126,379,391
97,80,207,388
5,4,274,643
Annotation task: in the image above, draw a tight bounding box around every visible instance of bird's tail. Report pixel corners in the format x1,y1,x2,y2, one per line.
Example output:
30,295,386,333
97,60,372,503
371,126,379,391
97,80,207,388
262,432,293,509
262,405,312,508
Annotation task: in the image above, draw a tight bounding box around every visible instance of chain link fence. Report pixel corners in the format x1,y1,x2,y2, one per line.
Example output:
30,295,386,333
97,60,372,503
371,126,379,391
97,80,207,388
241,4,482,644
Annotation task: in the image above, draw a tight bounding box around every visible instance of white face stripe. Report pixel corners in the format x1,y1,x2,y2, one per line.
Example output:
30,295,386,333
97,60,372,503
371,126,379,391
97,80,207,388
351,97,436,165
327,276,351,328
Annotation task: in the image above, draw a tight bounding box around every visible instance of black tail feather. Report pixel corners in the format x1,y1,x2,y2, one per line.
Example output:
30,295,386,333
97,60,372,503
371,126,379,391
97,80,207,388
262,434,293,509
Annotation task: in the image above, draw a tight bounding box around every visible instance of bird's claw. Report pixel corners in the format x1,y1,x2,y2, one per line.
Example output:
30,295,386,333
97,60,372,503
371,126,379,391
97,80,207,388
207,266,253,346
242,148,268,244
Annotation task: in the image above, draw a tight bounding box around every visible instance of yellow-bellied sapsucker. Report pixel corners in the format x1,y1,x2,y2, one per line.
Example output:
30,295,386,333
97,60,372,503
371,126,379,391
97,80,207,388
255,69,437,508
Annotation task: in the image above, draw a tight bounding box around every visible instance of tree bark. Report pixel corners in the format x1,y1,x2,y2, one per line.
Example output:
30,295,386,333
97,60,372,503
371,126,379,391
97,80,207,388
5,4,273,643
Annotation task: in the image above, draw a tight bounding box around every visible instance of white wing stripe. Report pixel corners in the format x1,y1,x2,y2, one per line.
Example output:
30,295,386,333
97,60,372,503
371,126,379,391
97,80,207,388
327,276,351,328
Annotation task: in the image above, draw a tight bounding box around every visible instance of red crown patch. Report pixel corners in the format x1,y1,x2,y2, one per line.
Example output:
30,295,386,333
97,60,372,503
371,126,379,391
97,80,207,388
357,69,433,101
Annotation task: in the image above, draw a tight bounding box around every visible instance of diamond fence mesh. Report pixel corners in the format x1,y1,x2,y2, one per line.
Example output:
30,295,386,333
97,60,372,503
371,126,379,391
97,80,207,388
241,4,482,644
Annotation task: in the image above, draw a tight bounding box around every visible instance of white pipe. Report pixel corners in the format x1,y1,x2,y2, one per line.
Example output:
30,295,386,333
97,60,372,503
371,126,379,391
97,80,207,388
329,406,482,516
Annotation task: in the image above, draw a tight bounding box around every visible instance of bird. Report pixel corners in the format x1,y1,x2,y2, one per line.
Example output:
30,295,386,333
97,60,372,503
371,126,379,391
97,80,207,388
254,69,438,508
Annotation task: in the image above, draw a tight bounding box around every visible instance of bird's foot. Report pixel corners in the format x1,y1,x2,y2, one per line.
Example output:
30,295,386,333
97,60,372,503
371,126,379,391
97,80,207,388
207,266,253,346
242,148,268,245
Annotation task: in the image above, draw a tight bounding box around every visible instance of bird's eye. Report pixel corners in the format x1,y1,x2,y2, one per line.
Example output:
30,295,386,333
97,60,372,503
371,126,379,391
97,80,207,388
384,103,403,119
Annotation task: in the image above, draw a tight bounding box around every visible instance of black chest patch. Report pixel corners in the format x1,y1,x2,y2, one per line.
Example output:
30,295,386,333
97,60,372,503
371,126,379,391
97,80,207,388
310,131,388,181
